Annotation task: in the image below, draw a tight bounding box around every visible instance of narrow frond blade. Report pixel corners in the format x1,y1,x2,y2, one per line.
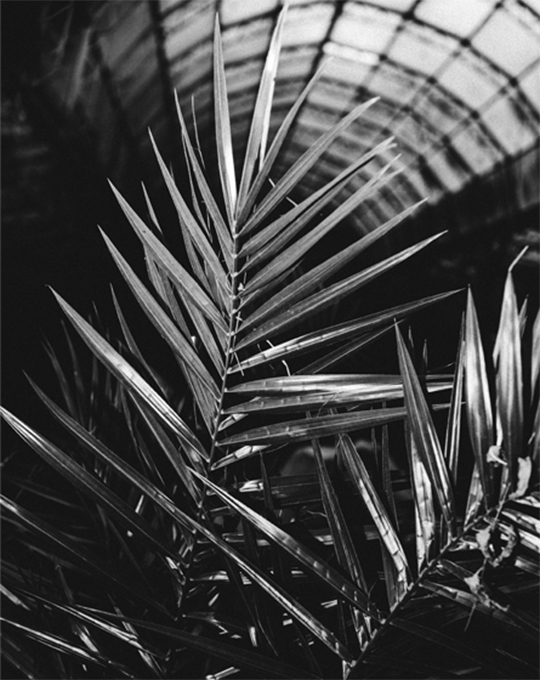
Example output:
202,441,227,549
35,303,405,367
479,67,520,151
220,406,410,447
532,308,540,397
246,160,400,295
241,96,380,234
108,181,227,334
174,90,233,267
493,270,523,489
444,317,465,485
51,290,207,461
213,15,237,223
238,233,444,349
237,7,287,211
396,327,455,533
338,434,410,599
148,131,230,303
238,64,327,227
406,429,436,570
464,289,494,506
245,200,423,324
224,381,448,416
231,291,457,373
311,438,369,594
100,230,219,400
240,136,397,264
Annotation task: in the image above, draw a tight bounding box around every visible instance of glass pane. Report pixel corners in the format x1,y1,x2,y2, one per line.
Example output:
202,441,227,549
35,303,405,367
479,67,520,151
394,117,438,155
163,5,213,57
389,22,456,75
321,50,374,85
282,4,335,46
413,86,468,135
519,63,540,110
438,50,503,109
332,4,401,53
482,97,538,153
449,127,500,175
415,0,493,38
369,61,424,105
221,0,278,25
473,9,539,75
222,19,273,62
425,150,467,192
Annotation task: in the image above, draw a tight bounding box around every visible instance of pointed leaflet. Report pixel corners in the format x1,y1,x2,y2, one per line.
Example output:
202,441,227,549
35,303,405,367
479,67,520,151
220,406,411,447
396,326,455,533
0,409,180,559
532,308,540,397
338,434,410,600
245,160,401,295
227,373,449,394
51,290,207,462
174,91,233,266
148,131,230,302
236,7,287,211
101,232,219,398
242,192,419,325
493,270,523,489
302,327,392,375
116,397,203,504
311,437,369,597
193,470,376,619
237,65,327,229
224,381,449,416
464,289,494,506
213,16,237,223
108,181,226,334
240,96,380,235
443,316,465,485
464,463,484,523
230,291,457,373
406,428,435,571
145,250,193,339
110,287,171,399
237,234,444,350
240,137,397,266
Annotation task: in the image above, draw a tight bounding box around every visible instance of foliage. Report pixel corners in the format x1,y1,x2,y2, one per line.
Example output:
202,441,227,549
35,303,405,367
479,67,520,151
2,9,538,679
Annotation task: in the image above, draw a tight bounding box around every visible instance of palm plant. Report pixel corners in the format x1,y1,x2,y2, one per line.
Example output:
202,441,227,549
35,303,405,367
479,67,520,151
2,9,538,679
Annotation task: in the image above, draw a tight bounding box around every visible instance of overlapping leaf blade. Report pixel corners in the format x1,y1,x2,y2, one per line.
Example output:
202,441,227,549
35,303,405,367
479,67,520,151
493,270,523,490
338,434,410,603
396,327,455,534
464,289,494,506
50,290,206,461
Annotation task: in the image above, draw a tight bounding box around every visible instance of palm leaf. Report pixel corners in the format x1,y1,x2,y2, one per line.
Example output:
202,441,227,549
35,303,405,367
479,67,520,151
213,15,237,224
464,289,495,507
396,326,455,534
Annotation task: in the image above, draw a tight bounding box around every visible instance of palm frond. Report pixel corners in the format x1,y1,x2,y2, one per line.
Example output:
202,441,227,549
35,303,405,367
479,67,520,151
3,9,538,679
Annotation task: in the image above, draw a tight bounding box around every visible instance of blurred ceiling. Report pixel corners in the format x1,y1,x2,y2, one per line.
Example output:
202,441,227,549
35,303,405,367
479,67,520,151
2,0,539,422
16,0,538,237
